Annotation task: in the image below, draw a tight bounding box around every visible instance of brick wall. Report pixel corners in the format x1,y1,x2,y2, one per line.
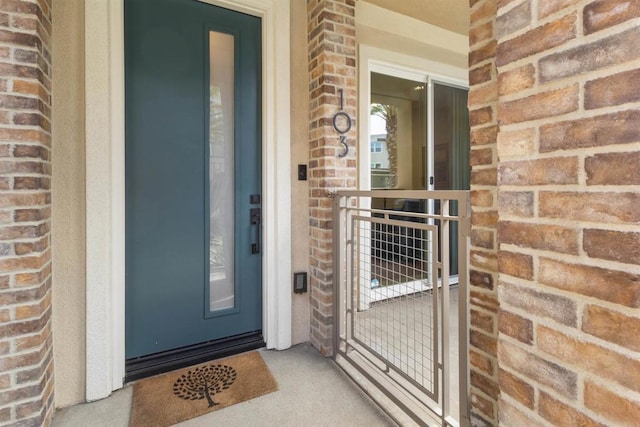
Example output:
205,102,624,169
468,0,500,425
0,0,54,425
307,0,357,355
492,0,640,425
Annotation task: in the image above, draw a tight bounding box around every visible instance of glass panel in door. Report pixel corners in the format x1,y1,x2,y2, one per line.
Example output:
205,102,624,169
369,72,429,288
432,82,469,424
433,83,470,193
369,72,427,193
209,31,235,312
433,83,470,276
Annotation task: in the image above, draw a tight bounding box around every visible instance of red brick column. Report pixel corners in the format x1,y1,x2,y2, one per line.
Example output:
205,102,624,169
467,0,499,425
0,0,54,424
307,0,357,355
494,0,640,425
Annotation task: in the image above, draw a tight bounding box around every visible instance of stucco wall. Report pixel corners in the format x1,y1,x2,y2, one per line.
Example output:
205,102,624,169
290,0,310,345
51,0,87,407
356,2,469,70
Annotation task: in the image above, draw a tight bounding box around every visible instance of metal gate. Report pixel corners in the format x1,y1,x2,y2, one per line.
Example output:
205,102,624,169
333,190,470,427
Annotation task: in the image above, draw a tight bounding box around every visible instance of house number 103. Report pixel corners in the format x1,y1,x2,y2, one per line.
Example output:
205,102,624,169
332,88,352,158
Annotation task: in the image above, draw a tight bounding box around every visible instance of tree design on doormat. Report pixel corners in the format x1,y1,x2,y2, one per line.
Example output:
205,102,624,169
172,364,237,407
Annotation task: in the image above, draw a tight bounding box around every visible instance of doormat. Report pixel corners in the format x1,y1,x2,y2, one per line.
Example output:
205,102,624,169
129,351,278,427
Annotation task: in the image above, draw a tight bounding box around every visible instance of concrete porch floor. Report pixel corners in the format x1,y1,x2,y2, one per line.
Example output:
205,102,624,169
52,344,396,427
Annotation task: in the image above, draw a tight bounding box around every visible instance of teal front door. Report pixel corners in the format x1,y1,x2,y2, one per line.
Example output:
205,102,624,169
125,0,263,365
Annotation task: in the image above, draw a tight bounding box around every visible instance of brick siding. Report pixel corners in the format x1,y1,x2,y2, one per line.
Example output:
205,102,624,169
307,0,357,355
468,0,500,425
491,0,640,425
0,0,54,425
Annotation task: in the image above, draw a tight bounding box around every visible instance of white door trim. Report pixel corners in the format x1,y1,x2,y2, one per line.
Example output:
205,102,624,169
84,0,291,401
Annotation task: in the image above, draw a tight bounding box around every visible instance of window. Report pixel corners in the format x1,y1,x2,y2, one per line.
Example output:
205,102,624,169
367,71,469,192
369,73,426,190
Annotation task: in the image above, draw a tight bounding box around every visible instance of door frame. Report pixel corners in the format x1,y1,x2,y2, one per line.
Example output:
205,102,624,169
84,0,291,401
357,45,469,294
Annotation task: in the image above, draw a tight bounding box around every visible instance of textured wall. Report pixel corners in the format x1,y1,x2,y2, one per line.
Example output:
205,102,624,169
0,0,55,424
307,0,357,355
493,0,640,425
290,0,311,345
51,0,86,407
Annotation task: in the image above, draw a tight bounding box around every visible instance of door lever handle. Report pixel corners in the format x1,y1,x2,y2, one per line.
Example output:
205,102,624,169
250,208,261,254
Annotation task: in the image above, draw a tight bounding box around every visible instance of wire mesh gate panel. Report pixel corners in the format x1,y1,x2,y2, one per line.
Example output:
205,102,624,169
353,215,439,397
333,191,470,427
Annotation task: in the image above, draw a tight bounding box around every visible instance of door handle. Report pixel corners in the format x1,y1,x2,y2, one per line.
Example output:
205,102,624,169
250,208,261,254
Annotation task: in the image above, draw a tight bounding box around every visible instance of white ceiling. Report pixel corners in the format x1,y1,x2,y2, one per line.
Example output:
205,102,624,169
362,0,470,35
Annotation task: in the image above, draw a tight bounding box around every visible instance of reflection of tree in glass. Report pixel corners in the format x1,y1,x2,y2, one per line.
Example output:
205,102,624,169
172,364,237,407
210,86,225,156
209,235,224,266
371,103,398,188
209,86,228,269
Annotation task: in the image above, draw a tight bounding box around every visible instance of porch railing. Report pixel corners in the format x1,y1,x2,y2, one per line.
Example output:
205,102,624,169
332,190,470,427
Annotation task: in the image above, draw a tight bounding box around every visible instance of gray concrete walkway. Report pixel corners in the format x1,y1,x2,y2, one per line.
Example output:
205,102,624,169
53,344,396,427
